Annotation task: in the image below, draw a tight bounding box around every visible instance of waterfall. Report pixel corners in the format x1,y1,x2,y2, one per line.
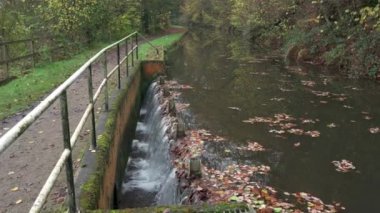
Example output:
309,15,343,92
120,82,179,208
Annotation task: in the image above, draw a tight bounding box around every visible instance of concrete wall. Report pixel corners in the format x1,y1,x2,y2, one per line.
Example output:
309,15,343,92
80,60,166,210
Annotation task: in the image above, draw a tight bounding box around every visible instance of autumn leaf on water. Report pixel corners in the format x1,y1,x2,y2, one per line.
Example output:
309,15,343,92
327,123,337,128
228,107,242,111
287,128,304,135
269,129,286,134
304,130,321,138
270,97,285,102
301,80,316,87
343,105,354,109
332,159,356,173
301,119,316,124
369,127,380,134
311,90,330,97
237,141,266,152
279,87,295,92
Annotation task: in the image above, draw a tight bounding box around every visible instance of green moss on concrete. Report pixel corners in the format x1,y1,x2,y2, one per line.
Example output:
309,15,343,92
84,203,248,213
79,63,142,210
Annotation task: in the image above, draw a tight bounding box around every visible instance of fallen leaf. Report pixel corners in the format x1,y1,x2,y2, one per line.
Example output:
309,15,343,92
228,107,241,111
304,131,321,138
369,127,380,134
332,159,356,173
15,199,22,204
11,187,19,192
343,105,353,109
301,80,316,87
294,142,301,147
327,123,337,128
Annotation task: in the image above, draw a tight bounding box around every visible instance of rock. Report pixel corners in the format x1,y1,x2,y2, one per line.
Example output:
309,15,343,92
285,45,300,63
177,119,186,138
168,99,176,116
159,76,165,85
163,87,170,97
297,48,312,63
189,157,202,178
285,45,312,64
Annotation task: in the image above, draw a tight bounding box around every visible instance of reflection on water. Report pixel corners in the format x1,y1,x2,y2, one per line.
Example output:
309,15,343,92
167,30,380,212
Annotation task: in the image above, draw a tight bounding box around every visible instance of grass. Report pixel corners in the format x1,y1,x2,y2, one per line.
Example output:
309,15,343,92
0,31,186,120
0,44,106,120
139,33,185,60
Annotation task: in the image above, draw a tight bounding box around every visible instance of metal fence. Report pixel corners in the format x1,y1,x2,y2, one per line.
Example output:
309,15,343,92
0,36,62,79
0,31,159,212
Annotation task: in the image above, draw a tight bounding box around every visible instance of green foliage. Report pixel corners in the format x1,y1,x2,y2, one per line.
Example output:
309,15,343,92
182,0,380,78
322,44,346,65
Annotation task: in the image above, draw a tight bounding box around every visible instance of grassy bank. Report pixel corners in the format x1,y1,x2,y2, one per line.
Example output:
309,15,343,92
0,43,106,120
0,31,186,121
139,32,185,60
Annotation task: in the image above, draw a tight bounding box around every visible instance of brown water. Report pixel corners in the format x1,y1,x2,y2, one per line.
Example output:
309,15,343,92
166,30,380,212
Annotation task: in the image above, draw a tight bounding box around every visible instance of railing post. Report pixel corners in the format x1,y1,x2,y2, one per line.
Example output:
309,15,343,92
117,43,121,89
88,64,97,150
59,90,76,213
135,33,139,60
131,38,134,67
125,38,129,76
4,43,9,77
31,39,36,68
103,51,109,111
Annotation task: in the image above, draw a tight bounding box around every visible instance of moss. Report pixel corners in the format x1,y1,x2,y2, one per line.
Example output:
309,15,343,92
79,63,142,210
83,203,248,213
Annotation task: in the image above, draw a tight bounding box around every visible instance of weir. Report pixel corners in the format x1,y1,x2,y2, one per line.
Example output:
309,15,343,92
119,81,179,208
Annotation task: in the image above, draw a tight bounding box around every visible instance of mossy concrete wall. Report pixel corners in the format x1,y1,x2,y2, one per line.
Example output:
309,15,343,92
80,59,165,210
98,65,142,209
85,203,249,213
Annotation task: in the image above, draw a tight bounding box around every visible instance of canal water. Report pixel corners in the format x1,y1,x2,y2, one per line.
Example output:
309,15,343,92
166,30,380,212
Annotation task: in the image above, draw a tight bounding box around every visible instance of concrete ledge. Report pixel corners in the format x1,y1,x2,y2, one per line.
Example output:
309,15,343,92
84,203,250,213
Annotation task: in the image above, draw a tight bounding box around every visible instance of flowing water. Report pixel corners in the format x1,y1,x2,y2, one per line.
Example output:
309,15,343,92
120,82,179,208
164,30,380,212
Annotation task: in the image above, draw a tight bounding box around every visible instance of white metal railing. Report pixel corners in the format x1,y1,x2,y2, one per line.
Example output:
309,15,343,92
0,31,159,212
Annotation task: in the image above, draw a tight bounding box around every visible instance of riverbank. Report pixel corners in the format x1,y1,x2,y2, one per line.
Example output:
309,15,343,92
182,0,380,79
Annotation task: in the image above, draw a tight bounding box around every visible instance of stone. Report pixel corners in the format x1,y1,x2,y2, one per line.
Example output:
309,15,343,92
189,157,202,178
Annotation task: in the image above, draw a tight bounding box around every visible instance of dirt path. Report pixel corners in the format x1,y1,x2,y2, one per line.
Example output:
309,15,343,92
0,41,133,212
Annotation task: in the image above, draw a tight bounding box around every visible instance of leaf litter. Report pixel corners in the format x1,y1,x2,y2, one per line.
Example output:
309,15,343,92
332,160,356,173
164,79,343,212
170,127,342,212
243,113,321,138
369,127,380,134
237,141,266,152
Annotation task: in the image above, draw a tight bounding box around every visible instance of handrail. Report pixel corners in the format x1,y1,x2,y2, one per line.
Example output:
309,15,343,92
0,31,160,213
0,36,55,46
